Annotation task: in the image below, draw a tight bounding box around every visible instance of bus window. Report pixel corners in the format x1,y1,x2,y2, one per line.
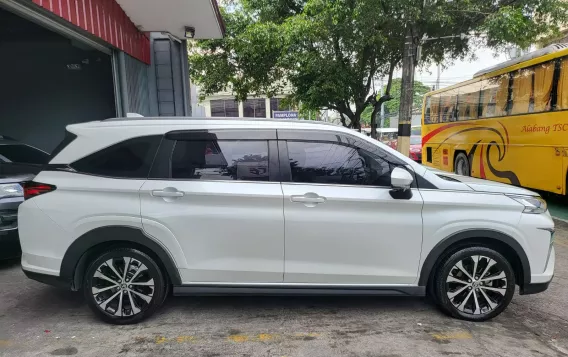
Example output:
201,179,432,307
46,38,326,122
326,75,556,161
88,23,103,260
431,95,440,123
534,61,555,112
424,96,432,124
457,82,481,121
558,59,568,110
480,74,509,118
511,68,533,115
440,89,458,122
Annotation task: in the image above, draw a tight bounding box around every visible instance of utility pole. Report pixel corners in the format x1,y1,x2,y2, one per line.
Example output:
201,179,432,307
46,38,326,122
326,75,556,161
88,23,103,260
436,64,441,90
397,26,417,157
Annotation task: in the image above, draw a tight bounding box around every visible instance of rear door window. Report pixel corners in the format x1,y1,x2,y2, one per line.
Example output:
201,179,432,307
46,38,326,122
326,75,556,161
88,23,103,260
171,140,270,181
71,136,162,178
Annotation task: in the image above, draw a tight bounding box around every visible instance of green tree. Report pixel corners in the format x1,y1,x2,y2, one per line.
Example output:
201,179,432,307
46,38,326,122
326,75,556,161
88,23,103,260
361,78,430,126
190,0,568,137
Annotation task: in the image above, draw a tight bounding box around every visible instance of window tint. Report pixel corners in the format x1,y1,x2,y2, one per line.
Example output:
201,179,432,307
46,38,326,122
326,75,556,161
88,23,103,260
457,82,481,121
0,144,49,164
171,140,269,181
287,141,394,187
71,136,161,178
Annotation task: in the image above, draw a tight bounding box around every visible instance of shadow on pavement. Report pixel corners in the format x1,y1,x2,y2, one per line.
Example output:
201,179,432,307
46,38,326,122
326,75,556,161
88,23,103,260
0,257,20,270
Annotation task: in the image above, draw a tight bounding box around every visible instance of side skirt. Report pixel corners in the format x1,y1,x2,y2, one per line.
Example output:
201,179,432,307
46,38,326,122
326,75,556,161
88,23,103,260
173,284,426,297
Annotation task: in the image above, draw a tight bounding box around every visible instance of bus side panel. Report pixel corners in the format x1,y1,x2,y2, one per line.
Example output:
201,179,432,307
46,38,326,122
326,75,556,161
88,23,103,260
563,151,568,195
476,144,563,194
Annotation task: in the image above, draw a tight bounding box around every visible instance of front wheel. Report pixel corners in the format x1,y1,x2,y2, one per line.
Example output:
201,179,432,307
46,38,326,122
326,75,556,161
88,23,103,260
433,247,515,321
83,247,167,324
454,152,470,176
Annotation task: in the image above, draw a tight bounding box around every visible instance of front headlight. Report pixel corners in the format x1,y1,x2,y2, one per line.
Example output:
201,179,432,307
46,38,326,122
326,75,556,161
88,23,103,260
508,195,547,214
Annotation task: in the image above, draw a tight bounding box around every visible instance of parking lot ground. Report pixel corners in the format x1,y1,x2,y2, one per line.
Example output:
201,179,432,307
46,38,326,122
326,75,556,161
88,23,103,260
2,223,568,357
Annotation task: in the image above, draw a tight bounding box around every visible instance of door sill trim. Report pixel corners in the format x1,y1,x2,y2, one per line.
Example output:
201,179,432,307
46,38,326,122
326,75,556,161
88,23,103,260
173,284,425,297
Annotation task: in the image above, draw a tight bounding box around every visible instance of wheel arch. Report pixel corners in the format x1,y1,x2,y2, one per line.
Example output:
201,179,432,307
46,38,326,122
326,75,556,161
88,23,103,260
419,229,530,288
60,226,182,290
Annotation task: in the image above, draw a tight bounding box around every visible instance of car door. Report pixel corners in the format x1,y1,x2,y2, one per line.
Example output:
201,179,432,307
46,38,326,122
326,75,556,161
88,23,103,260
279,130,424,285
140,129,285,283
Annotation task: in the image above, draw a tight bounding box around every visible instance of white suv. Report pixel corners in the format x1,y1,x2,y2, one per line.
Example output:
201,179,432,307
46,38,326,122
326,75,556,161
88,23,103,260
18,118,555,324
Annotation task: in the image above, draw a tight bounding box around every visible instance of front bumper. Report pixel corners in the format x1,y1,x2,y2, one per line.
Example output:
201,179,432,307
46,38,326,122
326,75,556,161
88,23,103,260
520,245,555,295
0,227,21,260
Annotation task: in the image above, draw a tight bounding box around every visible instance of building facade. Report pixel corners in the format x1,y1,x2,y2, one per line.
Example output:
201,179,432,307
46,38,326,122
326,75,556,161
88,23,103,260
199,83,295,119
0,0,224,151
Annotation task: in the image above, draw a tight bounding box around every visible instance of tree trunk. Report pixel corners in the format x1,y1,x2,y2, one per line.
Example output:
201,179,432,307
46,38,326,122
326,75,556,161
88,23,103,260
351,114,361,131
370,63,396,140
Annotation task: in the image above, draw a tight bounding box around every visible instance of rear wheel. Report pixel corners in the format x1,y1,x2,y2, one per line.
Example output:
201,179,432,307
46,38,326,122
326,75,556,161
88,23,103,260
454,152,470,176
433,247,515,321
83,247,167,324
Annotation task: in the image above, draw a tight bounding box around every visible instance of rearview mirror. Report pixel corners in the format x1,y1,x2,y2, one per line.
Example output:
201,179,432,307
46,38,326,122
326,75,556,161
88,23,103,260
391,167,413,190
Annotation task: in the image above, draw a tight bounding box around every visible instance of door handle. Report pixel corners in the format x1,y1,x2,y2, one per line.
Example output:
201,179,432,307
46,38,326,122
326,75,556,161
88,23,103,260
290,193,326,206
151,189,184,198
290,196,325,203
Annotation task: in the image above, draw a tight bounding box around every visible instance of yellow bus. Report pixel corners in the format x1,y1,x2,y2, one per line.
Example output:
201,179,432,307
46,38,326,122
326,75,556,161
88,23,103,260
421,43,568,195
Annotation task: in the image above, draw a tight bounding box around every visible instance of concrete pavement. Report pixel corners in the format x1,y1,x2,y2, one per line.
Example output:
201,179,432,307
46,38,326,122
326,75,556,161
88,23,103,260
1,223,568,357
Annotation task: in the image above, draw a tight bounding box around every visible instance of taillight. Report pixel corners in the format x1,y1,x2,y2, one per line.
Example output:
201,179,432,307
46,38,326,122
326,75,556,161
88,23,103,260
23,181,56,200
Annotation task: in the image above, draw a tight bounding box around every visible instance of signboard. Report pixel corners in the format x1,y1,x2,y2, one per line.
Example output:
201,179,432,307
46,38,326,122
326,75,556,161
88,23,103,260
273,111,299,119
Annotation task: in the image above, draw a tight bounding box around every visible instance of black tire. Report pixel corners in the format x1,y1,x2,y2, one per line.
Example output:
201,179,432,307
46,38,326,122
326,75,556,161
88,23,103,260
433,246,515,322
83,247,167,325
454,152,470,176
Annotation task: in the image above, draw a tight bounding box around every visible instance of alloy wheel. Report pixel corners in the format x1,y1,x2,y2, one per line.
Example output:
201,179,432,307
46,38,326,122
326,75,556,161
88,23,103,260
91,257,155,317
445,255,508,315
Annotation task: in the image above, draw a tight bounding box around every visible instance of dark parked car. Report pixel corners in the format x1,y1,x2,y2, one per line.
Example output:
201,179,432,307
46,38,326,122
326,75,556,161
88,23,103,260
0,136,49,259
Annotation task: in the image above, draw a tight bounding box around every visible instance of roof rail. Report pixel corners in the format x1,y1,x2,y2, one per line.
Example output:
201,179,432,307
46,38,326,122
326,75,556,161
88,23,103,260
101,116,341,126
473,44,568,78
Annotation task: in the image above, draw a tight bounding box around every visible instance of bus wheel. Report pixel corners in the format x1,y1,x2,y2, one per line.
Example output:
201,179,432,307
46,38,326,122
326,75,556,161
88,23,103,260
454,153,470,176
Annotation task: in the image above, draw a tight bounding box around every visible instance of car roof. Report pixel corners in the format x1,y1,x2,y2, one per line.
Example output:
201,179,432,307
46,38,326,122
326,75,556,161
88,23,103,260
68,117,342,130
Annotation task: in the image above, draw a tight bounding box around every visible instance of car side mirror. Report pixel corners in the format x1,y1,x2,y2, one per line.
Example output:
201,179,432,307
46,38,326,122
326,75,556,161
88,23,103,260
390,167,414,199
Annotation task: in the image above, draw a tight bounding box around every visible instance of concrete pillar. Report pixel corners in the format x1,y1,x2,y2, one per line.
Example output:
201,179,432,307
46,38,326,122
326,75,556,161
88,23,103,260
238,101,244,118
265,98,271,118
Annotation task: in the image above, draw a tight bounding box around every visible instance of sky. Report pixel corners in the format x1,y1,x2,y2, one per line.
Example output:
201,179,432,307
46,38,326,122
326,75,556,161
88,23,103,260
391,47,510,91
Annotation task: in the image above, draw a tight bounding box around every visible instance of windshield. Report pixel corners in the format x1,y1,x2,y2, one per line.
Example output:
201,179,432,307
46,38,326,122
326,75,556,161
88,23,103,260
410,136,421,145
0,144,49,164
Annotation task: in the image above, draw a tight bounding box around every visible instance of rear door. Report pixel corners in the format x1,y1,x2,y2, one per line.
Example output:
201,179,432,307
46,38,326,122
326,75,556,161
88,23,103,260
140,129,285,283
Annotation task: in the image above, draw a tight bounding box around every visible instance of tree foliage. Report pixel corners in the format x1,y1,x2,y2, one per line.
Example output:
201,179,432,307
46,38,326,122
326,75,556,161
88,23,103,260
189,0,568,133
361,78,430,126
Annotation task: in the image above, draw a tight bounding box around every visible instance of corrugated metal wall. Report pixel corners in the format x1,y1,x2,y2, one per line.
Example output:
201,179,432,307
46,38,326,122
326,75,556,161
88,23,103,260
122,53,150,116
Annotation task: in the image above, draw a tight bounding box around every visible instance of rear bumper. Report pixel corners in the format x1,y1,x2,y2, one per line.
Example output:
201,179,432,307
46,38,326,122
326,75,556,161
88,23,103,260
0,227,21,260
22,269,71,289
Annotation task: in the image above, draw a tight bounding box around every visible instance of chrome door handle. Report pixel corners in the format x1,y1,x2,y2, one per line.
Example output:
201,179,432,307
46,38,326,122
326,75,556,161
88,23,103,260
290,196,325,203
151,189,184,198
